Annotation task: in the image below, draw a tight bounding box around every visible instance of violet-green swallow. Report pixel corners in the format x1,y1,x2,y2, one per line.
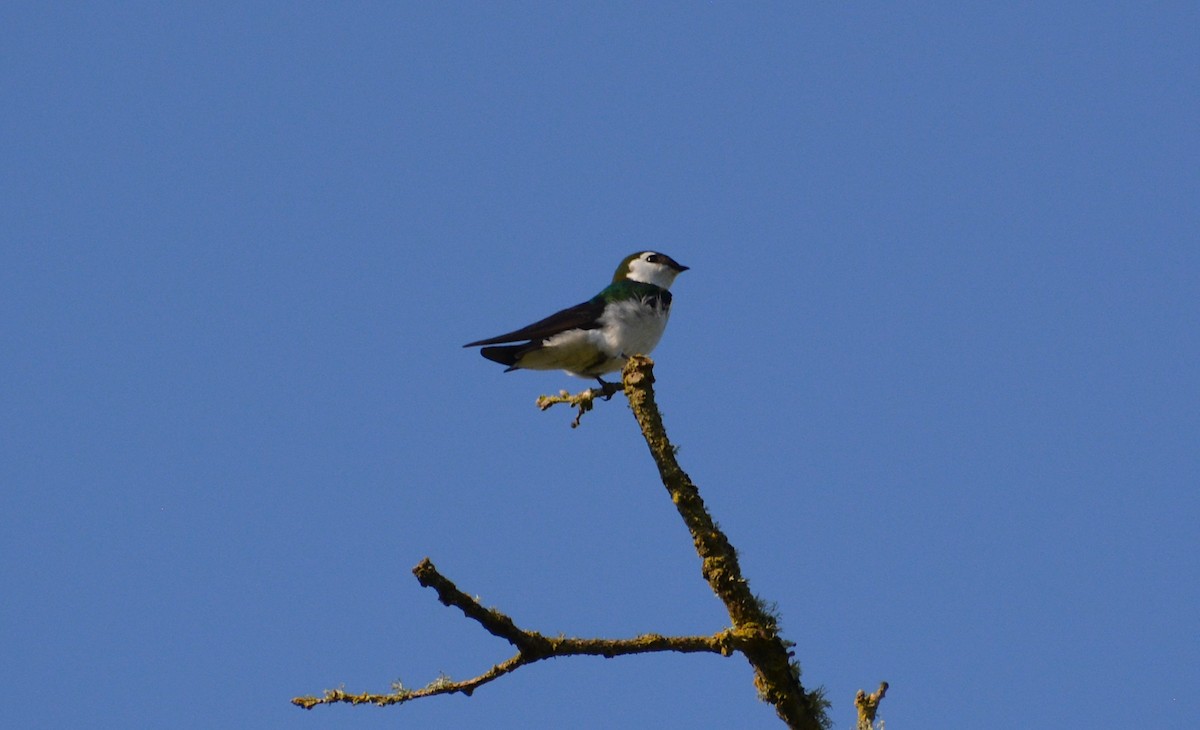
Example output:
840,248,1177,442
464,251,688,385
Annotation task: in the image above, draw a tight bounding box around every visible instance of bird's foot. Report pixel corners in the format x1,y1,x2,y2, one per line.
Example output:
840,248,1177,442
594,377,621,400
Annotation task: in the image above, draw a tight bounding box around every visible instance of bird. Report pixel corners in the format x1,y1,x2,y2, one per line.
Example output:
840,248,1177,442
464,251,688,386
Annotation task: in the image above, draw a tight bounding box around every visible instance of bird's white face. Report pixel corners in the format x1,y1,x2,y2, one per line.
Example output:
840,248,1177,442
624,251,687,289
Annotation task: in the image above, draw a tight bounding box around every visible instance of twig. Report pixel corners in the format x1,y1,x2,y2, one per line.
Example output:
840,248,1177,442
292,558,738,710
855,682,888,729
535,381,623,427
621,355,829,730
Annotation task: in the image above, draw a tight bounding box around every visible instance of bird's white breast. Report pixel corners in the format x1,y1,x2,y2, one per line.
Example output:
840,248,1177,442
598,297,670,358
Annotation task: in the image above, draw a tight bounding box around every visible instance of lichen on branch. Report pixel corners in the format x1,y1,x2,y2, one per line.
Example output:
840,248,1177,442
855,681,888,729
620,356,830,730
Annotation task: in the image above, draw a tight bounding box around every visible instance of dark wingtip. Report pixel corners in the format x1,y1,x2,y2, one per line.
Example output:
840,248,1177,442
479,344,522,368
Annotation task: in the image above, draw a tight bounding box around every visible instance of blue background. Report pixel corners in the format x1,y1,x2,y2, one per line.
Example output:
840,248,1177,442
3,3,1197,728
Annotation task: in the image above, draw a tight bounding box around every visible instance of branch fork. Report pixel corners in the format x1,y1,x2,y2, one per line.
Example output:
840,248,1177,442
292,558,738,710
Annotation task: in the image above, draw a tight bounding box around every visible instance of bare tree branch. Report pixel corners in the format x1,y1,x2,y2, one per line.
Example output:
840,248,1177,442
292,558,737,710
620,356,830,730
295,355,883,728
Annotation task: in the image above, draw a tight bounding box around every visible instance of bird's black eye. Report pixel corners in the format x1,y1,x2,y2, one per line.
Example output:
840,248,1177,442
646,253,661,263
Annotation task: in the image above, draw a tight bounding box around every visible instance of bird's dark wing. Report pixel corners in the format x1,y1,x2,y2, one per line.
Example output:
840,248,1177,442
464,297,605,347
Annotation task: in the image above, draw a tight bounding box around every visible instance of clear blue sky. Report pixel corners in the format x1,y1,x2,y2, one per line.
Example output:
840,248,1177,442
3,3,1197,728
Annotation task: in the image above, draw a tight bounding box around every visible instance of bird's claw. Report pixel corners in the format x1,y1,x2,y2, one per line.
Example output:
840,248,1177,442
593,378,620,401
